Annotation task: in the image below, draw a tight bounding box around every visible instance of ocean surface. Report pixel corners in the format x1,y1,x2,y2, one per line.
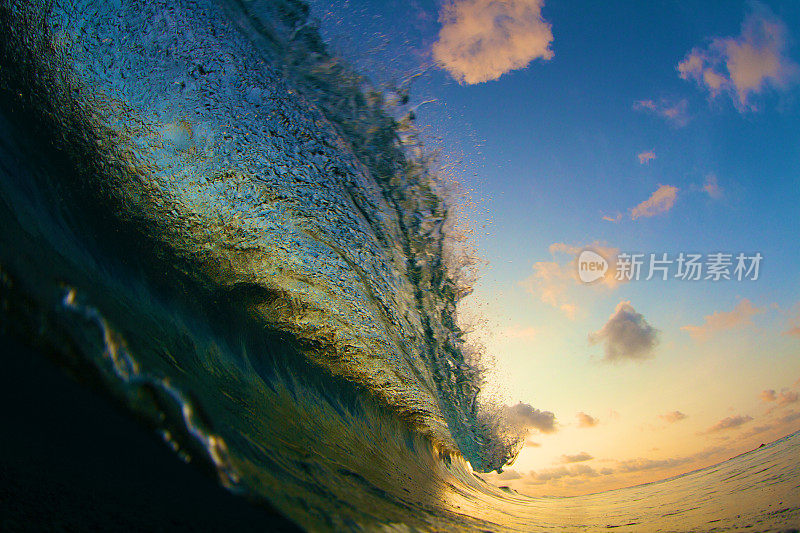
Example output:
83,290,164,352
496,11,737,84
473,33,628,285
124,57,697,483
0,0,798,530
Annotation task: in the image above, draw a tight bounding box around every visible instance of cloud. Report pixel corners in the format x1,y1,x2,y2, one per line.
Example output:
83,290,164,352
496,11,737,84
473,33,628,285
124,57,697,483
778,391,799,405
615,457,693,473
702,174,723,198
761,389,777,402
637,150,656,164
741,424,775,438
576,412,598,428
500,446,728,491
761,389,799,406
783,303,800,338
560,452,593,463
778,410,800,425
630,185,679,219
526,464,605,483
496,469,523,481
681,299,765,341
520,242,621,318
602,212,623,223
677,3,798,109
589,301,660,362
659,411,688,423
704,414,753,434
432,0,554,84
521,261,578,318
633,98,690,127
506,402,557,433
524,439,541,447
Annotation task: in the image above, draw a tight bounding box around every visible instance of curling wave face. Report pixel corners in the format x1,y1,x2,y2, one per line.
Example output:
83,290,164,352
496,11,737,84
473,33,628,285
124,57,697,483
0,0,520,527
2,1,799,531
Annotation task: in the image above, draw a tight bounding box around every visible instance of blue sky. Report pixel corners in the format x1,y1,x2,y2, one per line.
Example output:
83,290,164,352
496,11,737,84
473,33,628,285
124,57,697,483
309,0,800,495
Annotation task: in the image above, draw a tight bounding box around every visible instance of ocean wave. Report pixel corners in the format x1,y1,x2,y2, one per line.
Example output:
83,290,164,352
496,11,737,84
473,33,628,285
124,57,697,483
5,1,798,531
0,0,523,506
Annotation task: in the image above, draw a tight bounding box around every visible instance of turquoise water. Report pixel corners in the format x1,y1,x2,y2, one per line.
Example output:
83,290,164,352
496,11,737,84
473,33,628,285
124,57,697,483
0,0,798,530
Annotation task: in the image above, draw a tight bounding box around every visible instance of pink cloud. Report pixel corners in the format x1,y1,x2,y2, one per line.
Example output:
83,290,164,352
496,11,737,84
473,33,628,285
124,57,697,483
433,0,554,84
677,4,798,109
637,150,656,164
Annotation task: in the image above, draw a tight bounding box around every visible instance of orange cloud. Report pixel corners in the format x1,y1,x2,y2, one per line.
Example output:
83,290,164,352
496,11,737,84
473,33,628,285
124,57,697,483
677,4,798,109
525,464,607,483
520,242,620,318
630,185,679,219
761,389,778,402
761,389,799,406
703,414,753,434
577,412,598,428
560,452,593,463
783,303,800,338
432,0,554,84
681,298,765,341
521,261,578,318
659,411,688,423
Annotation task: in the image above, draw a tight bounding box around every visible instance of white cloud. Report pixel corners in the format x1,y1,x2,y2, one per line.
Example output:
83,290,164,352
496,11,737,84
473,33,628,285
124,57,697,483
630,185,679,220
589,301,660,362
432,0,554,84
677,3,798,109
681,298,765,341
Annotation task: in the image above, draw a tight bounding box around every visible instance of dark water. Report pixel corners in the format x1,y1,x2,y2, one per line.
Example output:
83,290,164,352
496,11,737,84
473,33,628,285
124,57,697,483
0,0,798,530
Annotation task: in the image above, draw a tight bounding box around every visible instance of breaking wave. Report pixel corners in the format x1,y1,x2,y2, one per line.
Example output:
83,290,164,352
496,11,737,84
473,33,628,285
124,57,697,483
1,1,798,531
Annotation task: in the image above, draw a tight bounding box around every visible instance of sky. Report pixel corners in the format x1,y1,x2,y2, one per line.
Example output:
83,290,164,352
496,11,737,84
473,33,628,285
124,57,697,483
307,0,800,496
